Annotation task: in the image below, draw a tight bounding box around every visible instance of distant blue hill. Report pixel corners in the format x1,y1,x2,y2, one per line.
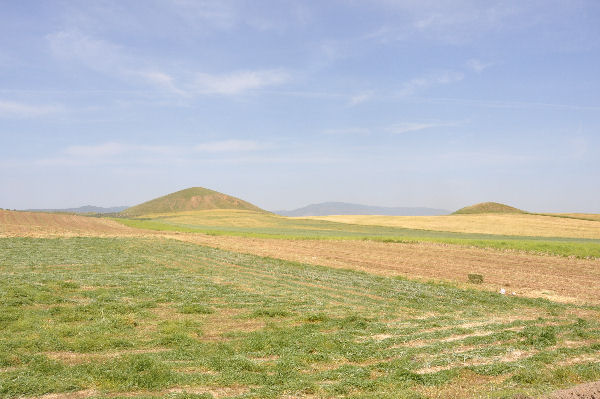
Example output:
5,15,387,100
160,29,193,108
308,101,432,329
26,205,129,214
275,202,450,217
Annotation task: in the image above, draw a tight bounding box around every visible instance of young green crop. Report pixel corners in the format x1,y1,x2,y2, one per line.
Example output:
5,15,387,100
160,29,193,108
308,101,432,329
1,237,599,398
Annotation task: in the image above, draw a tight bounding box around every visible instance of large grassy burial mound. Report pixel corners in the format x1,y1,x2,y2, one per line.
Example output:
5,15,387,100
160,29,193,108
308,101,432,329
120,187,266,217
453,201,525,215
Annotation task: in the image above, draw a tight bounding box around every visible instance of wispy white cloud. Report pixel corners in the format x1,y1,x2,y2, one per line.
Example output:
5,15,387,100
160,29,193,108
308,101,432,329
316,40,350,65
415,97,600,111
169,0,238,30
47,29,181,93
137,71,187,96
397,71,464,97
36,140,269,167
348,92,374,107
466,59,493,73
47,30,125,73
194,70,290,95
63,142,126,157
47,30,290,97
385,122,458,134
167,0,311,32
0,100,64,118
367,1,527,44
194,139,266,152
323,121,459,135
322,127,371,135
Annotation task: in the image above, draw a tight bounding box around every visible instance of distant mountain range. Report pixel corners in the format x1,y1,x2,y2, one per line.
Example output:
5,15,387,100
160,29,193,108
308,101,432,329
275,202,450,217
26,205,129,214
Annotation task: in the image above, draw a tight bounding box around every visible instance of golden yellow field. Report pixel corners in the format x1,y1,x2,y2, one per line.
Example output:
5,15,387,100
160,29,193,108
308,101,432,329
303,213,600,239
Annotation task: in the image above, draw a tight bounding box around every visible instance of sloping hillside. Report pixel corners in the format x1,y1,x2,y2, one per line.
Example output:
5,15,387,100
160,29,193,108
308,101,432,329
453,202,525,215
120,187,266,217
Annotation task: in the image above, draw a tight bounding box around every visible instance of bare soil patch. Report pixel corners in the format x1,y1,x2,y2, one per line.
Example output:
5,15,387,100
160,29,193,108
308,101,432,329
547,381,600,399
416,370,506,399
44,348,170,365
27,386,249,399
0,210,144,237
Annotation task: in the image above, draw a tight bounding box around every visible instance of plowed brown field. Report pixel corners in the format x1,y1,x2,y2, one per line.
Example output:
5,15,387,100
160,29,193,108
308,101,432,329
547,381,600,399
0,210,142,237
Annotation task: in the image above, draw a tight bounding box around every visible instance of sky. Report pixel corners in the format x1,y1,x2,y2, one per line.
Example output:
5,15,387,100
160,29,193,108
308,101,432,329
1,0,599,213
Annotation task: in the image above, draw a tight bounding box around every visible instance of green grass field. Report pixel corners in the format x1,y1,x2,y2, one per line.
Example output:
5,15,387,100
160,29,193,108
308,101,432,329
1,237,599,398
114,214,600,259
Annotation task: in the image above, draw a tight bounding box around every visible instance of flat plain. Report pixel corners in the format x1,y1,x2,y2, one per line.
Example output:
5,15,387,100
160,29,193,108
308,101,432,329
116,210,600,258
301,214,600,240
1,208,599,399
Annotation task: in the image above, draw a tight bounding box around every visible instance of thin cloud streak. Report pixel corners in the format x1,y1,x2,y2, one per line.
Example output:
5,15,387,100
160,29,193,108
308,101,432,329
348,91,374,106
194,70,290,95
416,97,600,111
366,1,528,44
0,100,65,118
397,71,464,97
466,59,493,73
28,141,349,168
34,140,272,166
323,121,459,135
386,122,459,134
194,140,267,152
322,127,371,135
47,30,291,98
64,142,126,157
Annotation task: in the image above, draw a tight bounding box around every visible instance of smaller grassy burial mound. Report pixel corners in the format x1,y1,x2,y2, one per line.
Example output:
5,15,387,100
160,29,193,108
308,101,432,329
453,201,525,215
120,187,266,217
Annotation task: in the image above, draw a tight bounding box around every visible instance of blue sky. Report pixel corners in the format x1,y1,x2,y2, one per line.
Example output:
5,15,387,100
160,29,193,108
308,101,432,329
1,0,599,212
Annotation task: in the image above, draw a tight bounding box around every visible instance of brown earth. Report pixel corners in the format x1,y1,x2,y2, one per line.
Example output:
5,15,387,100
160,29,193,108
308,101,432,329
24,386,249,399
547,381,600,399
2,210,599,304
0,210,143,237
